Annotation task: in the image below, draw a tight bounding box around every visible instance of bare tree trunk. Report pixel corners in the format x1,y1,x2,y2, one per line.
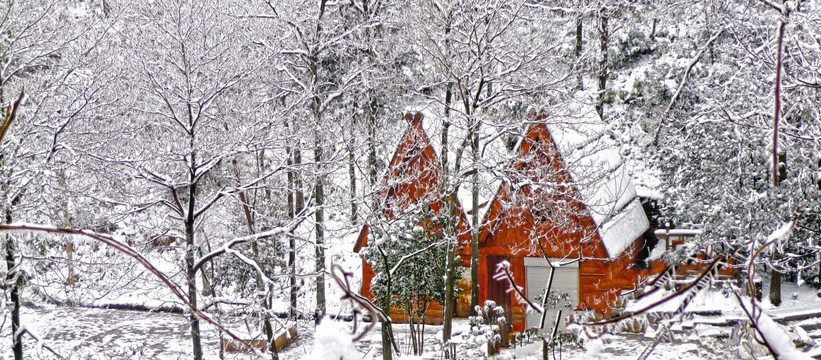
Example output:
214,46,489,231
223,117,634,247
771,24,786,189
380,252,394,360
467,79,485,320
289,143,304,320
348,99,358,224
442,197,458,351
408,299,418,355
769,6,788,308
470,116,480,317
5,209,21,360
596,8,609,121
307,5,327,315
285,141,296,323
769,270,782,306
441,79,459,351
185,179,203,360
263,285,280,360
58,170,75,286
381,320,393,360
575,2,583,90
367,92,378,212
2,91,26,360
233,162,278,359
314,129,326,318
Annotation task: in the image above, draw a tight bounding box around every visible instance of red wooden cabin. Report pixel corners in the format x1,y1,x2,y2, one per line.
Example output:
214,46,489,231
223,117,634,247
353,110,669,332
472,113,667,334
353,112,473,323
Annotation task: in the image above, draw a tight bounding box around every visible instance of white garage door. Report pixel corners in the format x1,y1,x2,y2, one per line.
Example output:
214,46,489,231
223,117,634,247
525,257,579,332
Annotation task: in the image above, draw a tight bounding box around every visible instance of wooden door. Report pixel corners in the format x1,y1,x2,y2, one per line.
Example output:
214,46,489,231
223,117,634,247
486,255,511,346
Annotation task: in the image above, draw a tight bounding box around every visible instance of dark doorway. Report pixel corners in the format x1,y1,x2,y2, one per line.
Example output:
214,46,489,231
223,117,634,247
486,255,511,346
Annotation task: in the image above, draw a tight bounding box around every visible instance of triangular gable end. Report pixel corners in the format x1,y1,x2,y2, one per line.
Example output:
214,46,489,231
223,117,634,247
478,113,609,259
478,112,648,259
353,112,472,253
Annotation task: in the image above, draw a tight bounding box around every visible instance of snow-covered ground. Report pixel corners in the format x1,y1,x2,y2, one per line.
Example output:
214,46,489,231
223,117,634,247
0,305,739,360
4,304,311,359
5,280,821,359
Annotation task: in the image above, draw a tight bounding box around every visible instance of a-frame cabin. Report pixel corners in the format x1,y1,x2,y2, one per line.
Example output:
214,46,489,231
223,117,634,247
353,112,473,323
475,113,667,333
354,110,667,333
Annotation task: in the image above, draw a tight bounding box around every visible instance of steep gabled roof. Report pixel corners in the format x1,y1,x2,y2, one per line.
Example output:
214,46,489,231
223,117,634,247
353,112,471,252
479,111,649,259
380,112,443,215
355,107,649,259
543,110,649,258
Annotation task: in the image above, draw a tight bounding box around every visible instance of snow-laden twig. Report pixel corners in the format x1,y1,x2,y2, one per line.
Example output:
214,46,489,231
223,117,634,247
757,0,785,13
192,205,311,274
15,325,65,360
388,240,444,276
225,247,275,285
767,220,796,252
590,252,730,326
493,261,542,314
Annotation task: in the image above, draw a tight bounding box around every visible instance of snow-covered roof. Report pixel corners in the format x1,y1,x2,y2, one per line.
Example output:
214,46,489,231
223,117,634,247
402,100,650,259
544,103,649,258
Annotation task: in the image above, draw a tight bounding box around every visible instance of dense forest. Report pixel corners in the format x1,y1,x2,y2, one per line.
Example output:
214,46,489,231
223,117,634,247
1,0,820,359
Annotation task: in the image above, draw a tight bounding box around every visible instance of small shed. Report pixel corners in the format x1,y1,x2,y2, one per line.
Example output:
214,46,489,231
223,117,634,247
654,229,736,280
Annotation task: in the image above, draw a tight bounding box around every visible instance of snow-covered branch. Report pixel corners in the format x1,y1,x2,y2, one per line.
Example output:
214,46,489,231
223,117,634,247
192,207,311,274
0,223,263,355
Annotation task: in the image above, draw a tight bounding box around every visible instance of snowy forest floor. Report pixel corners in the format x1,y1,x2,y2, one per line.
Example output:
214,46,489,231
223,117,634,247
4,281,821,359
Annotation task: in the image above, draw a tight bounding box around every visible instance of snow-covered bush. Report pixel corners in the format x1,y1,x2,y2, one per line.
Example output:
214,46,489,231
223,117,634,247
360,207,457,355
613,29,655,68
467,300,507,355
361,208,451,314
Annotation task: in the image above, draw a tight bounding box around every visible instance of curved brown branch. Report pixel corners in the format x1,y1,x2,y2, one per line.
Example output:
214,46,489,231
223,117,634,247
0,223,261,355
330,264,379,342
329,263,398,352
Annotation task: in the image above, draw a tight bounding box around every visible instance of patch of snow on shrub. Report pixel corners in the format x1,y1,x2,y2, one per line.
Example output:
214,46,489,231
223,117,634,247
309,317,362,360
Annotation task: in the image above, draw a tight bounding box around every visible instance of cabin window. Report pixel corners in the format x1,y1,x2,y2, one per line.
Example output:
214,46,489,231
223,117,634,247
530,201,552,224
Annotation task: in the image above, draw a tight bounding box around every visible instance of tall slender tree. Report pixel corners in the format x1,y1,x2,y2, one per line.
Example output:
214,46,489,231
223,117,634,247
97,1,269,358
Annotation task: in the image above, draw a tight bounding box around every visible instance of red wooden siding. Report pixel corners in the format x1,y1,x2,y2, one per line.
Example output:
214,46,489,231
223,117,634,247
354,112,472,323
475,115,665,333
